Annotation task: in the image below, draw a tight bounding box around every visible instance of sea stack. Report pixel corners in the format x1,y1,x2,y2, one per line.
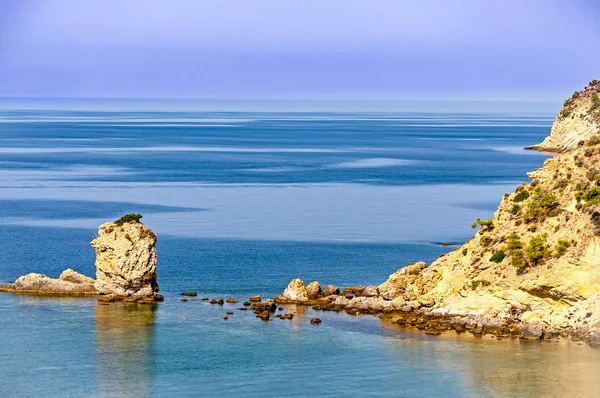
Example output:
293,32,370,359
91,214,163,302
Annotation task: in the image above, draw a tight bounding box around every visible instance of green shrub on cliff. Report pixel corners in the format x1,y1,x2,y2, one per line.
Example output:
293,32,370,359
513,191,530,202
525,233,551,265
581,186,600,205
470,279,491,289
591,92,600,112
505,233,526,268
556,239,571,257
505,233,523,251
471,218,494,230
115,213,143,226
489,250,505,263
589,132,600,147
481,235,493,247
509,204,521,215
511,249,526,269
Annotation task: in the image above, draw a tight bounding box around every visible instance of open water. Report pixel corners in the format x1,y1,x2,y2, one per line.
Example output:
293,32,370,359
0,100,598,397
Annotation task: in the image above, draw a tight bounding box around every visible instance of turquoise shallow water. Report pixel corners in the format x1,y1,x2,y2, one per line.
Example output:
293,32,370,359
1,103,599,397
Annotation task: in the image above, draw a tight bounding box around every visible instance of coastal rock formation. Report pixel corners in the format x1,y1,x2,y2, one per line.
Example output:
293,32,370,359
306,281,323,299
527,80,600,152
279,279,309,302
323,285,340,296
91,215,162,302
3,269,96,294
274,81,600,344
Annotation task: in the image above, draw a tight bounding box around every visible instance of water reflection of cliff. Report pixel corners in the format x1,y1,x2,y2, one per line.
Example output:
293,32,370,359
94,302,157,396
381,322,600,396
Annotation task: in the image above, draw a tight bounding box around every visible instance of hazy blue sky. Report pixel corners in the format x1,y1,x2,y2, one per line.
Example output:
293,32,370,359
1,0,599,100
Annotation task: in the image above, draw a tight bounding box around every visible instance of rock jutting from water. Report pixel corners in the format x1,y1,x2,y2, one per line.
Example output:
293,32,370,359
91,214,163,303
274,79,600,346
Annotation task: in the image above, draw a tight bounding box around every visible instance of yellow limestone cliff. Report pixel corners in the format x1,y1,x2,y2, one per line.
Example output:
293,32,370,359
277,82,600,343
527,79,600,152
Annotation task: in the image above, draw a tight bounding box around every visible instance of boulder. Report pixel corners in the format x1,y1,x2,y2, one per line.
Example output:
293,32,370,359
306,281,323,299
323,285,340,296
280,279,309,302
248,295,261,302
361,286,379,297
9,270,96,294
91,218,162,301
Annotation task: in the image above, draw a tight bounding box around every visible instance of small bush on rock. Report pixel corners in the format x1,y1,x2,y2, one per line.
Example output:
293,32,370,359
511,249,526,269
525,233,551,265
115,213,143,226
489,250,505,263
481,236,493,247
513,191,530,202
470,279,491,289
556,239,571,257
471,218,494,230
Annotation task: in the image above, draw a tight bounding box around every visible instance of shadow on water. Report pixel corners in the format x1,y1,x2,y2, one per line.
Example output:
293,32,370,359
94,301,157,396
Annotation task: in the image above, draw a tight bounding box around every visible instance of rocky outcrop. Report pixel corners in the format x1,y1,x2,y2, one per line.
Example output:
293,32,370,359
91,216,163,302
323,285,340,296
306,281,323,299
277,279,309,302
274,95,600,343
527,80,600,152
0,269,96,295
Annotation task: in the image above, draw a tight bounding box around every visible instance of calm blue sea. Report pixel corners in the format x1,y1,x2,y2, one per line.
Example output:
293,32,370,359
1,101,599,397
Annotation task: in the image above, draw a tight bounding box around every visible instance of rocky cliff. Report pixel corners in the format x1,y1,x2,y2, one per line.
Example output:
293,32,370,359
91,214,162,302
527,80,600,152
275,87,600,344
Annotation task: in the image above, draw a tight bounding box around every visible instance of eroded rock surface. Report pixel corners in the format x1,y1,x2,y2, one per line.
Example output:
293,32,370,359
1,269,96,294
91,219,162,301
527,80,600,152
277,278,309,302
273,83,600,344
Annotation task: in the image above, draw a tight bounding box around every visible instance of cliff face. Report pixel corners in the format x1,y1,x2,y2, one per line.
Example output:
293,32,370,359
377,133,600,341
91,217,161,301
276,85,600,343
527,80,600,152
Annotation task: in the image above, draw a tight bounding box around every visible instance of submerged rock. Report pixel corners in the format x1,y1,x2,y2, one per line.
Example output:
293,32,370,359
91,216,162,302
180,291,197,297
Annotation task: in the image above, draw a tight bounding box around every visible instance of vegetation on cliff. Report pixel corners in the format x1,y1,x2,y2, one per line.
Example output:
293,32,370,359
529,79,600,152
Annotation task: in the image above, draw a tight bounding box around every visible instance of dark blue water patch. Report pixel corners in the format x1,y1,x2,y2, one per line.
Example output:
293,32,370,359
0,199,202,220
0,226,97,283
0,225,453,296
0,110,551,186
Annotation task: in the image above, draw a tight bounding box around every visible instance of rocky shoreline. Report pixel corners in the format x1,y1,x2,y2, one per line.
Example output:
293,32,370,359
0,214,163,303
2,80,600,346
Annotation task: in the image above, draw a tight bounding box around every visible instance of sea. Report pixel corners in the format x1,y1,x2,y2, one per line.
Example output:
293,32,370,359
0,99,599,397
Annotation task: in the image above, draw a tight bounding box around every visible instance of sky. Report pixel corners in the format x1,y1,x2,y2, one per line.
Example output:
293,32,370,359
0,0,599,101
